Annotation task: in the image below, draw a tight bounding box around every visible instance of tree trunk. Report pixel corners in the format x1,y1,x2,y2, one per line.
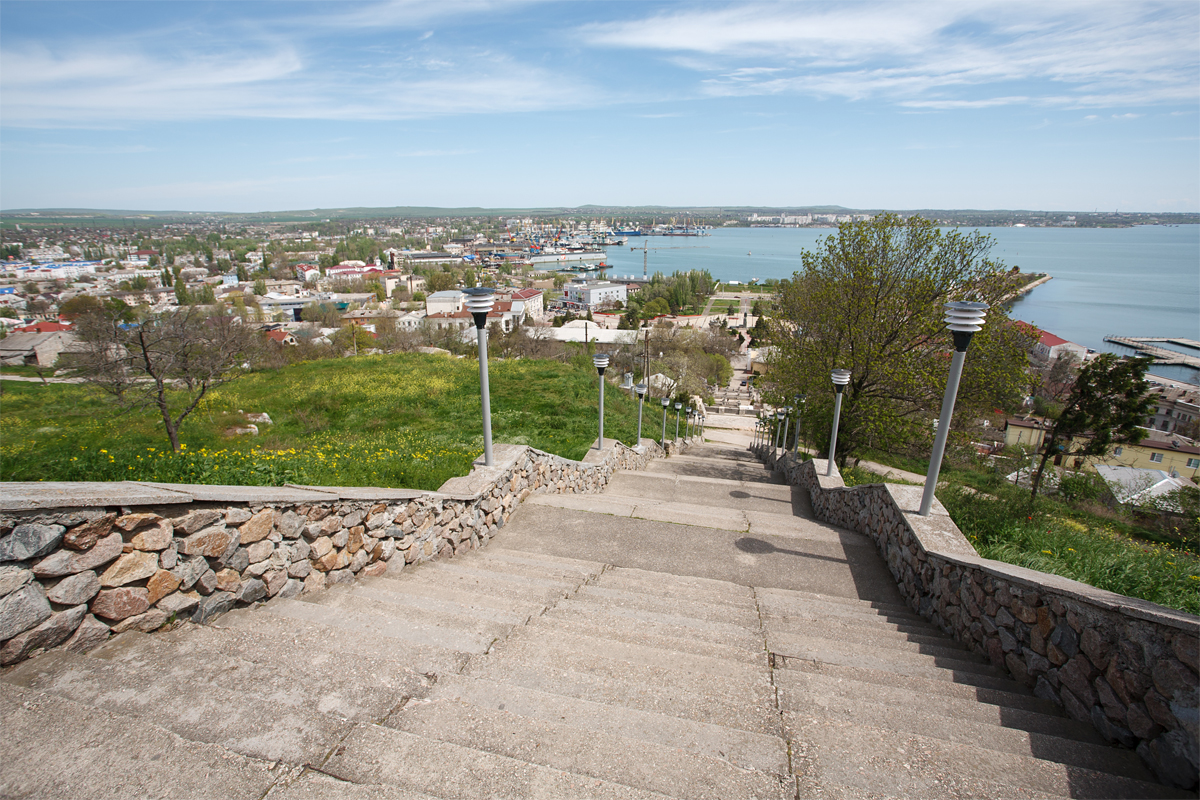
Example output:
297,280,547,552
1029,449,1054,501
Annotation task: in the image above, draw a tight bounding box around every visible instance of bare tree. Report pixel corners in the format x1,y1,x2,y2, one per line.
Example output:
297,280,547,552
68,308,256,452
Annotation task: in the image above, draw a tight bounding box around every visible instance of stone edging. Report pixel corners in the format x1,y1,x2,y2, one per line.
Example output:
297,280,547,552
756,447,1199,790
0,438,675,670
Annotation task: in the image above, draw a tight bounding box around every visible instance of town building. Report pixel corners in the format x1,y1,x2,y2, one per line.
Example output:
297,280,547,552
1144,374,1200,433
562,278,627,311
425,290,464,316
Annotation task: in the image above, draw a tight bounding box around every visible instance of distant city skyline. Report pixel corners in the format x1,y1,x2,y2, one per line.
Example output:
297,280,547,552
2,1,1197,213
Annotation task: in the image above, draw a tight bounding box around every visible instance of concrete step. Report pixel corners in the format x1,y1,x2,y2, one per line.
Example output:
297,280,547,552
791,715,1190,800
606,472,796,515
423,549,602,586
765,613,979,657
89,629,421,723
347,577,548,626
389,695,790,800
776,657,1049,712
379,561,576,606
306,583,525,643
527,492,753,532
766,625,989,666
532,613,764,667
757,586,927,620
211,606,469,676
1,648,350,764
265,597,496,654
601,566,759,609
265,771,445,800
479,633,780,735
405,559,583,594
576,584,758,628
644,459,783,485
420,673,788,775
779,683,1151,780
0,684,280,800
545,599,765,652
776,667,1101,744
479,548,608,579
475,652,777,738
771,638,1020,693
322,722,681,800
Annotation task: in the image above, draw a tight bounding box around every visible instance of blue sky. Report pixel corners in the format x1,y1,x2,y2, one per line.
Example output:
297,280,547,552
1,1,1197,212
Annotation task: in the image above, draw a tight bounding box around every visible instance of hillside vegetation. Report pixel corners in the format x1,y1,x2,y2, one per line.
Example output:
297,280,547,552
1,353,645,490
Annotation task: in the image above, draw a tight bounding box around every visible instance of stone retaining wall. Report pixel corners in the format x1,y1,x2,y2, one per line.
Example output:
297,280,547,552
0,439,665,669
757,446,1199,790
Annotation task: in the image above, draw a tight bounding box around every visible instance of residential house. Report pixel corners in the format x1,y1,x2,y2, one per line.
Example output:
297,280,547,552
0,331,76,367
264,330,298,346
1031,329,1090,363
425,290,464,316
1003,418,1200,480
1094,465,1193,512
1144,374,1200,433
498,288,544,321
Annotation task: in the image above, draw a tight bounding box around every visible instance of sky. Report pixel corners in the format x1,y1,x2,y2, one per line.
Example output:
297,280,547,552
1,0,1197,213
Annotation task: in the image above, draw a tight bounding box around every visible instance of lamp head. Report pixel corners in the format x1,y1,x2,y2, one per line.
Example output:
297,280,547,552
674,402,682,410
944,301,989,352
634,382,647,399
662,397,669,407
831,368,851,394
463,287,495,330
592,353,609,376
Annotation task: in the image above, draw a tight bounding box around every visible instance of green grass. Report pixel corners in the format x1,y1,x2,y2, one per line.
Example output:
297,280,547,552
0,353,646,490
849,448,1199,614
941,487,1199,615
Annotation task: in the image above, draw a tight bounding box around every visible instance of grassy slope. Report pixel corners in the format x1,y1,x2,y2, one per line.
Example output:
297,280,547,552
0,353,644,491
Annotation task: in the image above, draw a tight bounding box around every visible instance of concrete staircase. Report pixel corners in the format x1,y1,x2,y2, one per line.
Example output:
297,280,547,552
0,442,1187,799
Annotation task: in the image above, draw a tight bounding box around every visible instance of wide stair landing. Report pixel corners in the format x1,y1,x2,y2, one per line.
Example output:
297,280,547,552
1,444,1186,799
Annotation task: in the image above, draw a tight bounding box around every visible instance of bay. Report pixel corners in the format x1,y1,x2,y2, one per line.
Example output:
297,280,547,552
600,225,1200,383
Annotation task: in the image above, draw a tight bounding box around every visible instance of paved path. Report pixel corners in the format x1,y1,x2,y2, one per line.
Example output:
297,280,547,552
1,443,1183,799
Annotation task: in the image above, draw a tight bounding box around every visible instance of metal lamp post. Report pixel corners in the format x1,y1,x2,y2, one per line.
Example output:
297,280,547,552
774,408,785,451
674,402,682,441
661,397,669,445
793,396,806,455
919,301,989,516
780,407,792,457
827,369,851,476
464,287,495,466
593,353,609,450
634,382,647,444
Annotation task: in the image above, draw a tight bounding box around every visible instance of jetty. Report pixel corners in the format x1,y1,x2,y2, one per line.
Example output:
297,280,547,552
1104,336,1200,368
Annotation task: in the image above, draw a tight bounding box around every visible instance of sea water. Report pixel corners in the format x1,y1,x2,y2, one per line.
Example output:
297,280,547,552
600,225,1200,382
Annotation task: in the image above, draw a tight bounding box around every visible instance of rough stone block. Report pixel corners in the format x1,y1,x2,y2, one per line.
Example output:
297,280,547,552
110,608,170,634
0,524,65,562
238,510,275,544
146,569,182,605
175,509,222,535
179,525,233,558
0,604,86,665
130,520,174,551
90,587,149,621
0,565,34,598
191,591,235,624
154,591,199,616
63,513,116,551
246,539,273,564
99,551,159,588
47,570,101,606
62,614,111,653
0,583,52,641
234,579,265,603
115,512,163,532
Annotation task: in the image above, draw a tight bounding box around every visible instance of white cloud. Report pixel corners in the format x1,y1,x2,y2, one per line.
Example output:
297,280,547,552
581,1,1200,111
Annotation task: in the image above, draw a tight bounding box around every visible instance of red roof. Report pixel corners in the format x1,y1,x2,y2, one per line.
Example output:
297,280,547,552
1039,331,1069,347
511,289,542,300
265,330,292,343
15,321,71,333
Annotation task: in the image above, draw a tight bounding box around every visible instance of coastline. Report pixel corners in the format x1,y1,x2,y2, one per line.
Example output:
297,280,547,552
1001,273,1052,304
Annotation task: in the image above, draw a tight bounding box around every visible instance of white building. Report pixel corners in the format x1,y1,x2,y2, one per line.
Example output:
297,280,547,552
563,278,627,310
425,290,464,315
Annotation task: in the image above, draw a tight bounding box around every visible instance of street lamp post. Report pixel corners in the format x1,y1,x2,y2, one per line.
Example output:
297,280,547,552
780,407,792,458
774,408,785,451
674,402,682,441
661,397,669,445
634,382,647,444
464,287,495,466
827,369,851,476
593,354,609,450
919,301,989,516
793,396,806,455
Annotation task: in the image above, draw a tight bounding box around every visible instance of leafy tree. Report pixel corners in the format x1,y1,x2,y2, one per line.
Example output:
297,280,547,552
331,324,376,356
237,263,249,282
1029,354,1155,500
130,275,149,291
161,269,173,287
0,307,17,319
253,278,267,296
427,271,457,293
59,295,104,320
174,281,192,305
766,213,1031,466
67,308,255,452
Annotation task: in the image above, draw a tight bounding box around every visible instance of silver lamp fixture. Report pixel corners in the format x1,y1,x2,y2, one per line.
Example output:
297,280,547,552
827,369,851,476
593,353,610,450
463,287,495,466
661,396,670,445
634,382,647,444
919,302,988,516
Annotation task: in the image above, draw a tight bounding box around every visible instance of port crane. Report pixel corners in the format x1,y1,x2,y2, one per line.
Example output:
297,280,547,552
631,241,709,279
